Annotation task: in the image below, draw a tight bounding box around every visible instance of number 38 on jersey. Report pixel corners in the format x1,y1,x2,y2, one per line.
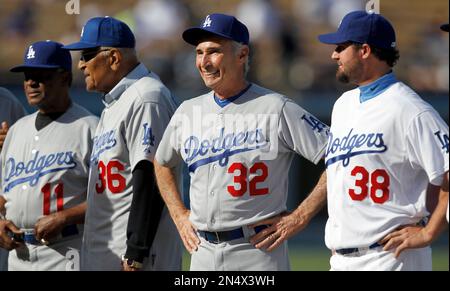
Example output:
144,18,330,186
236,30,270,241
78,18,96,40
348,165,390,204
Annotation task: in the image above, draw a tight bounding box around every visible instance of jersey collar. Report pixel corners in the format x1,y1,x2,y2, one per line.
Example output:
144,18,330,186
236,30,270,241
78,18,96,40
103,63,149,106
359,71,397,103
213,83,252,108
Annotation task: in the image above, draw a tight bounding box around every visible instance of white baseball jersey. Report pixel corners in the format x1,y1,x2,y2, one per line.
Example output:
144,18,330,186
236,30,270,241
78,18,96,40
325,81,449,251
0,87,27,272
0,103,98,270
156,83,329,231
81,64,181,271
0,87,27,127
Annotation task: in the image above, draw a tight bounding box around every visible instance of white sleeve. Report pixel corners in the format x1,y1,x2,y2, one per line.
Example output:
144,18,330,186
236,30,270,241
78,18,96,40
278,100,329,164
126,100,172,170
406,110,449,186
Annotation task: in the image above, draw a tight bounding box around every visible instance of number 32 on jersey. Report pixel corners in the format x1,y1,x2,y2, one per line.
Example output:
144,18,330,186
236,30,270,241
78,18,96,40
227,162,269,197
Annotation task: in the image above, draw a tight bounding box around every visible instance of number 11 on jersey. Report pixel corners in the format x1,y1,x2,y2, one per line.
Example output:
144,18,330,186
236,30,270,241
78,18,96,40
41,183,64,215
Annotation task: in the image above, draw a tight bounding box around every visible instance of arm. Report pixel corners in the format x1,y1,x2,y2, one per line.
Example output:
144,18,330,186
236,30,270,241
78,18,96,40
122,160,164,271
0,195,5,218
250,170,327,251
34,200,87,241
0,122,9,153
0,195,23,250
381,171,449,257
154,160,200,254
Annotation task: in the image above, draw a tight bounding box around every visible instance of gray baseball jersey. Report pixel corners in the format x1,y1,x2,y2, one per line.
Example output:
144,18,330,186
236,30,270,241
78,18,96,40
0,87,27,271
0,103,98,271
155,83,329,270
81,64,182,271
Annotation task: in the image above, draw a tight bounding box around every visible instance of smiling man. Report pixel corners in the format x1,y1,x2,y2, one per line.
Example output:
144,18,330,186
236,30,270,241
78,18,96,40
154,13,330,271
0,40,98,271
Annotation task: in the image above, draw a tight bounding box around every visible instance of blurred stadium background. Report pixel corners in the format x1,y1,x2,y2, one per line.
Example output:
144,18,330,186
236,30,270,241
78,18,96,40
0,0,448,270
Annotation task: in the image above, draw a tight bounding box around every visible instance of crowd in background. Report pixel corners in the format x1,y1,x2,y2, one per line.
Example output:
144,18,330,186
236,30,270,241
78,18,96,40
0,0,449,99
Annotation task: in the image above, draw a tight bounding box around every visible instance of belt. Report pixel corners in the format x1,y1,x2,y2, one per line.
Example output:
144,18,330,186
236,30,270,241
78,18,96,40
199,225,268,244
335,242,381,255
334,218,428,256
19,224,79,245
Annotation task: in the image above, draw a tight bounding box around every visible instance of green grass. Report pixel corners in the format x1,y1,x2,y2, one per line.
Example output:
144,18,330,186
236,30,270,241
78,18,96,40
182,245,449,271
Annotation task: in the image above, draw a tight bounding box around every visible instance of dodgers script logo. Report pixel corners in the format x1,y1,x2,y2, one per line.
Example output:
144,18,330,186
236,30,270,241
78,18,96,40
90,130,117,164
3,151,76,192
184,127,268,172
325,128,388,167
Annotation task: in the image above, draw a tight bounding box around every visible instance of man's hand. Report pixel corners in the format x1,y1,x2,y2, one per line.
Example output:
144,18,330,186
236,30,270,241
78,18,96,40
174,209,200,254
34,212,66,242
380,225,429,258
121,260,141,271
0,121,9,152
0,219,23,250
250,211,308,252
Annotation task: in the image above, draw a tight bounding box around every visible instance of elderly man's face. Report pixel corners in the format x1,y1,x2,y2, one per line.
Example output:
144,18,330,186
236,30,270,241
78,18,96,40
77,48,113,93
195,37,245,93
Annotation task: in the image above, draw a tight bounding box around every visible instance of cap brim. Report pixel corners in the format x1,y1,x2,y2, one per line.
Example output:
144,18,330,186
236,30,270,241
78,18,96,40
182,27,234,46
10,64,61,72
62,41,100,50
318,32,349,45
441,24,449,32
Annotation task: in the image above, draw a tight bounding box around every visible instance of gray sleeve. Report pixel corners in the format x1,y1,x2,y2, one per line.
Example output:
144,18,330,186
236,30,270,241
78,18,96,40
278,100,329,164
126,100,172,170
155,104,185,168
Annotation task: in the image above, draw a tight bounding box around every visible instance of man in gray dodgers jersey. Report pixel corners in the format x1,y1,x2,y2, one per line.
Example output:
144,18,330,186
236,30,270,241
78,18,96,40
154,13,329,271
0,88,27,271
63,16,181,271
0,40,98,271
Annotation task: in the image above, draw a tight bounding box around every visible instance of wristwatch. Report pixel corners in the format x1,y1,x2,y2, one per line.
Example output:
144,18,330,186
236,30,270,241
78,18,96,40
121,255,143,269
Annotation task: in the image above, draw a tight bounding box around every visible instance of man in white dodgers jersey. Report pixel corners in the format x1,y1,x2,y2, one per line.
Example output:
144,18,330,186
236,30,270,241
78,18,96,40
0,40,98,271
318,11,449,270
154,13,329,271
63,16,181,271
0,87,27,271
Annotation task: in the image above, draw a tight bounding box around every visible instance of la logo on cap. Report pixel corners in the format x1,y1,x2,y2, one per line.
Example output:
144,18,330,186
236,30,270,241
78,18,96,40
203,15,212,28
27,45,36,59
80,26,84,37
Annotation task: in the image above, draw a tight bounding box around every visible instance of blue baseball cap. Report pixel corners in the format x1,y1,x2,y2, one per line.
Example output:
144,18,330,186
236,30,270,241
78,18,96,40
318,11,396,49
63,16,135,50
10,40,72,72
183,13,249,46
